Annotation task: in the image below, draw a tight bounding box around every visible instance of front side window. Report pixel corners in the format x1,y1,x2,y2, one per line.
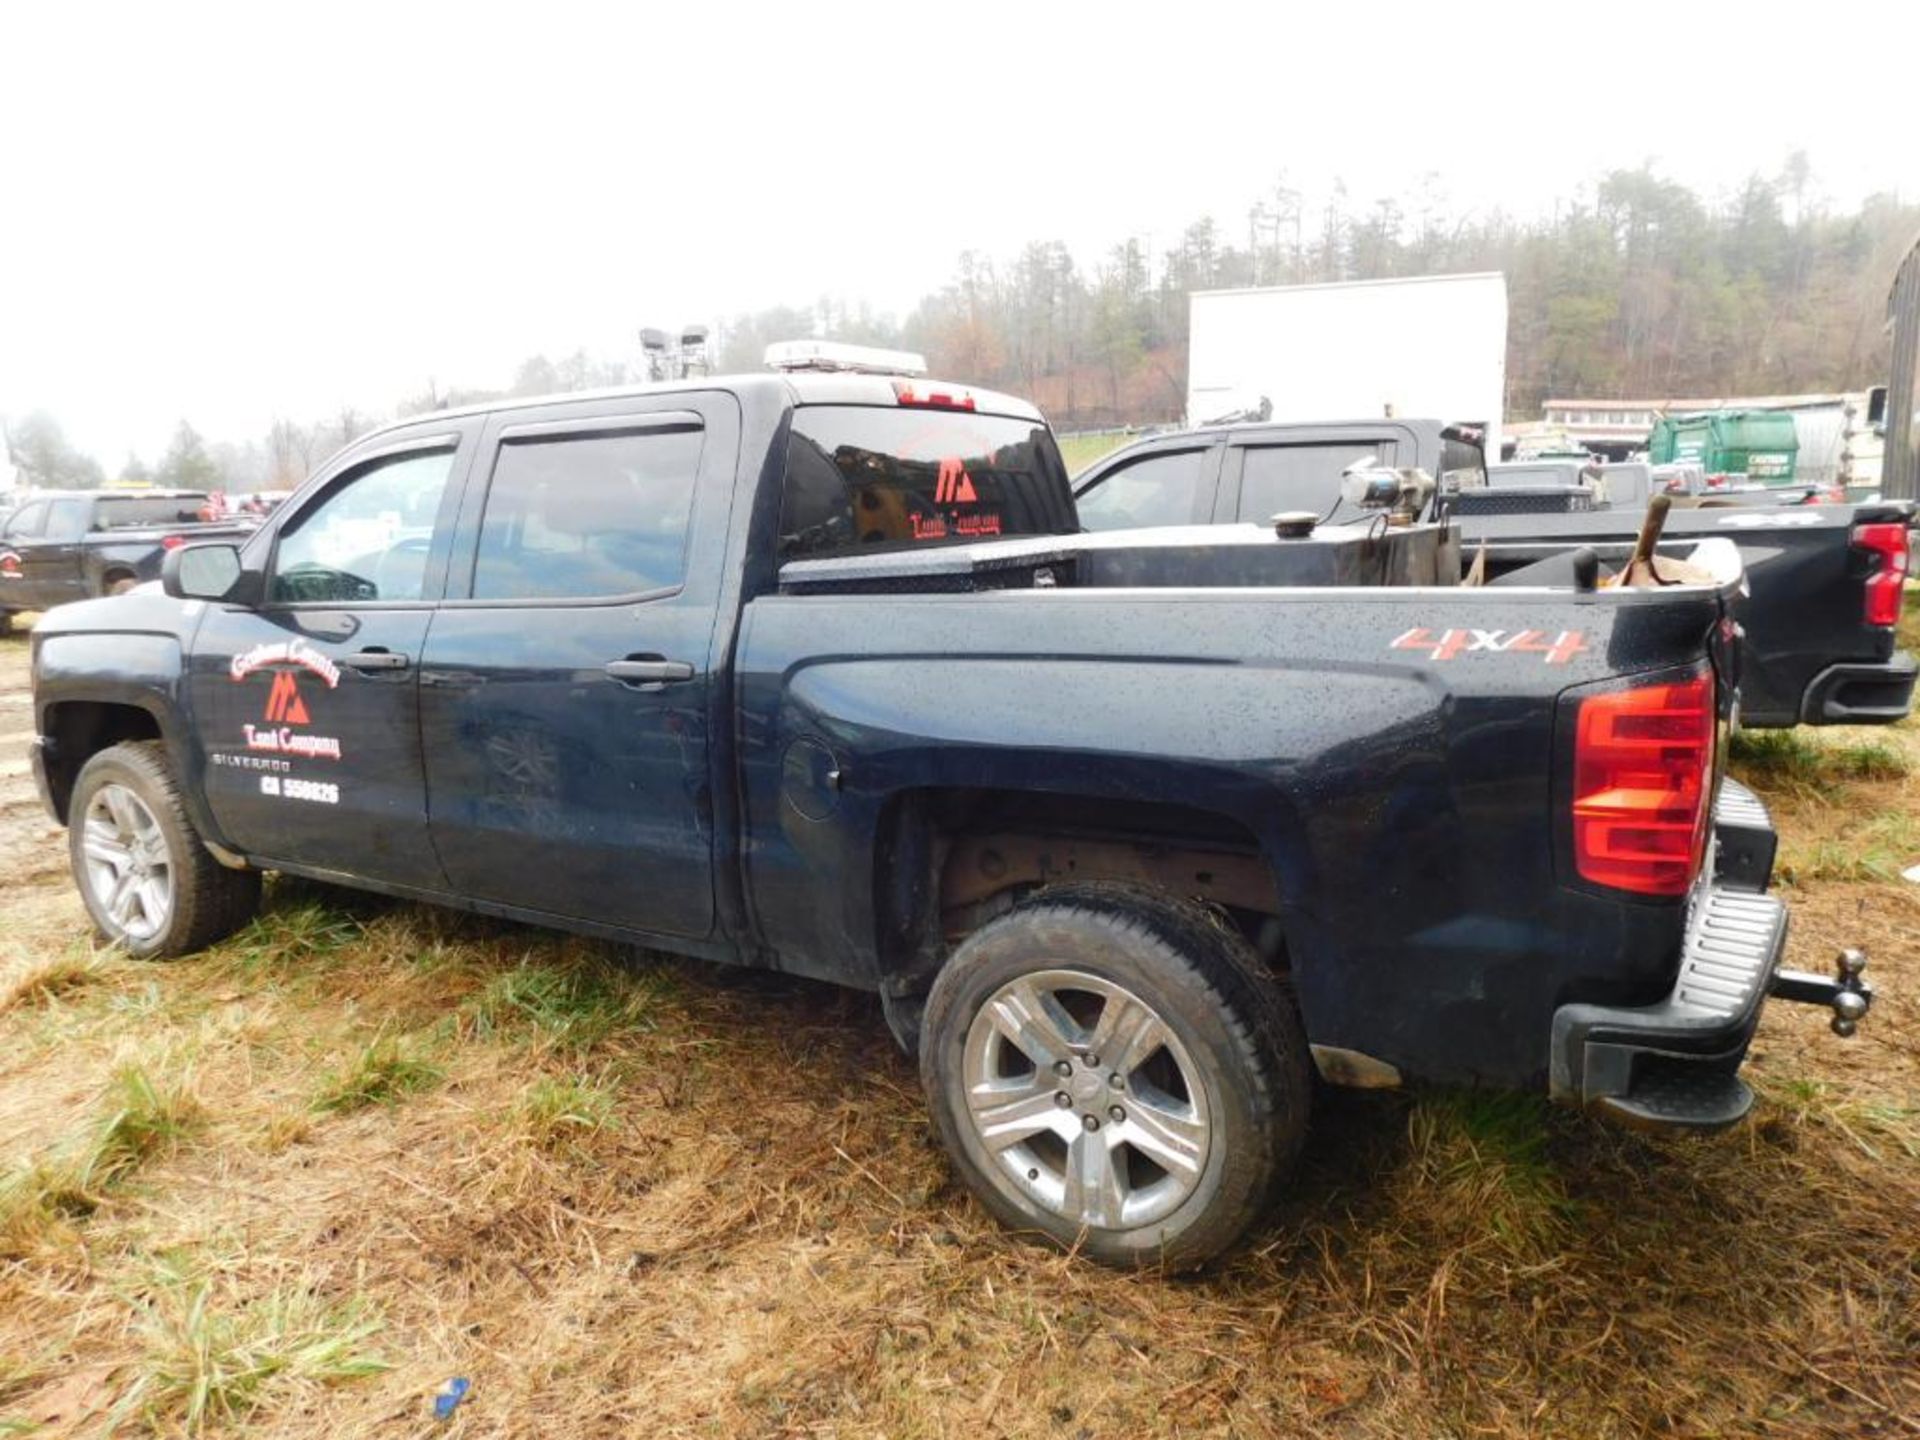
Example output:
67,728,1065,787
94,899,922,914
1074,450,1207,532
471,426,703,600
4,502,48,541
270,449,455,604
1238,442,1394,524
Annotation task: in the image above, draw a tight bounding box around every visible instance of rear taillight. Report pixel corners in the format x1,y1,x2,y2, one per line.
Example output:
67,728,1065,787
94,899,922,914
891,380,975,411
1853,522,1909,628
160,534,186,551
1573,671,1715,897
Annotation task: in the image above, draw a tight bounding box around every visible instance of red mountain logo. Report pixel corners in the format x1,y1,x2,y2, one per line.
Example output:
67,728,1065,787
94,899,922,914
264,671,310,725
934,457,977,504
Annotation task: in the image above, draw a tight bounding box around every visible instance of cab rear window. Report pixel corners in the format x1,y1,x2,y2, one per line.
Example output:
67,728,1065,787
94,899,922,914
778,407,1076,562
95,495,210,527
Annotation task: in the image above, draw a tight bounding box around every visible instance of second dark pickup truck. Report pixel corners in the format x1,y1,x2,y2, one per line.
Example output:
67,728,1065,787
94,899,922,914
1073,419,1917,728
0,489,254,630
28,374,1873,1267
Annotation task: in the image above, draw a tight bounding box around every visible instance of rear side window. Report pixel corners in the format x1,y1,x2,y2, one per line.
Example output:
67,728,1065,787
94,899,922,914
472,426,702,600
779,407,1075,562
1074,449,1207,532
1238,442,1394,523
95,496,209,527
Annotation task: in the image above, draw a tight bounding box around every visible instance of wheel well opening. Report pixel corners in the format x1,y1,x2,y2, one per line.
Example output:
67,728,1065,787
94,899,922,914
874,787,1288,1011
42,702,163,822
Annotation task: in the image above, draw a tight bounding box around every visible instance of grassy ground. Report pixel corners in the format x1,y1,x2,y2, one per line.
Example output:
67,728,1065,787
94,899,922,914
1,612,1917,1438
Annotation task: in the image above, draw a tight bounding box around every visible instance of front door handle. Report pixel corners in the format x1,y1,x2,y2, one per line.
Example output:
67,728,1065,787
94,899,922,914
342,649,410,673
605,657,695,686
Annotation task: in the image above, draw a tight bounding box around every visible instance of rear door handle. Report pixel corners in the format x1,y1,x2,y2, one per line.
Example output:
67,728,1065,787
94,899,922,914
342,649,410,672
605,657,695,686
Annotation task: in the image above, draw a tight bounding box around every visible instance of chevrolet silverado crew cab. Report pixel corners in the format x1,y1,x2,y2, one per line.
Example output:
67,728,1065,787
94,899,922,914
1073,419,1917,728
29,371,1873,1267
0,488,254,631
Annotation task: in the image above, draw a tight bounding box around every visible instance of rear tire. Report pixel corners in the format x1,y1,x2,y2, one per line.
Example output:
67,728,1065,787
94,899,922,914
68,741,260,958
921,882,1310,1269
104,572,138,596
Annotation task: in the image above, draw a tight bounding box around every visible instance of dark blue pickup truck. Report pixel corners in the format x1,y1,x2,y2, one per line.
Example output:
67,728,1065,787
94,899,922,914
0,489,254,631
27,373,1871,1266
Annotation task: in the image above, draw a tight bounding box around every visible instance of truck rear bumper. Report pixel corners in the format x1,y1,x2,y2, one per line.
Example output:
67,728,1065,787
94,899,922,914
1548,779,1866,1134
1798,650,1918,726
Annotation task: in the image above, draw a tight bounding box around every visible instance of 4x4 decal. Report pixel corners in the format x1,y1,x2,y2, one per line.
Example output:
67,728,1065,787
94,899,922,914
1391,627,1587,665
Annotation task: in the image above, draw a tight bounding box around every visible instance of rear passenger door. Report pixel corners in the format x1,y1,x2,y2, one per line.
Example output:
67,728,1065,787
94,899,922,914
418,392,740,940
1071,444,1222,532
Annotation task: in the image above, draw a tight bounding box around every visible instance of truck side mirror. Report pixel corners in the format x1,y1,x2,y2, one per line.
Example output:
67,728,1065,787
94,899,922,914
163,542,261,606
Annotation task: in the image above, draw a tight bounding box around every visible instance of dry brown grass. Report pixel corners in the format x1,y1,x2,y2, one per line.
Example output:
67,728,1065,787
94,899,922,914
2,618,1919,1437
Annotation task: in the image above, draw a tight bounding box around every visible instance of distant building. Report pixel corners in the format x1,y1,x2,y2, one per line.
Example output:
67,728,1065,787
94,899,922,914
1522,392,1885,491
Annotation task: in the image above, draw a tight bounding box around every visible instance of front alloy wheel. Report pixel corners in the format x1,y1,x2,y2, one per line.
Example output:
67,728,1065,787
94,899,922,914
79,783,175,944
67,741,261,958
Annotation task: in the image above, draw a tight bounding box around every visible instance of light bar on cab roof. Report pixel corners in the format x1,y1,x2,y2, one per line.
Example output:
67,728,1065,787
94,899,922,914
891,380,975,411
764,339,928,377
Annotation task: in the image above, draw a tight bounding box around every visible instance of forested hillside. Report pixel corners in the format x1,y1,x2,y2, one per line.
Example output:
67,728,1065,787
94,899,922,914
8,161,1915,490
726,161,1920,430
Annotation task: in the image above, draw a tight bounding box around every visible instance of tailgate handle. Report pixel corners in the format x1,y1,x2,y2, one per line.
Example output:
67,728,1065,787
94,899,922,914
606,657,695,686
342,648,410,672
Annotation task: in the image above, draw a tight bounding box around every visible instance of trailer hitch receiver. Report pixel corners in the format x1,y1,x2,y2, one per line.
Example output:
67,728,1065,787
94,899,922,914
1770,948,1874,1037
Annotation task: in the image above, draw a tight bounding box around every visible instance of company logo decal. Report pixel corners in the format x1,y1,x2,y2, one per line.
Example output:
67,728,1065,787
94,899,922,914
227,637,344,761
264,671,309,724
1391,627,1588,666
934,457,978,504
228,638,341,687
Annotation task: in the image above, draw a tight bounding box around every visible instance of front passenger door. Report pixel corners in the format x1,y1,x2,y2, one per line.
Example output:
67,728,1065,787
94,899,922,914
186,427,473,886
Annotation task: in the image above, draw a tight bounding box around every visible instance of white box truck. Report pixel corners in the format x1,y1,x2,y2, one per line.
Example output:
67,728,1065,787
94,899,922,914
1187,272,1509,459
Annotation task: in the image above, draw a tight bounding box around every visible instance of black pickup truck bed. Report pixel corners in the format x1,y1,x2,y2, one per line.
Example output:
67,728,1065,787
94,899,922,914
1072,419,1916,728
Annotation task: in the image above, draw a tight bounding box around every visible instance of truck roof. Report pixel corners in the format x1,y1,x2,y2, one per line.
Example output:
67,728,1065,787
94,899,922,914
352,371,1046,452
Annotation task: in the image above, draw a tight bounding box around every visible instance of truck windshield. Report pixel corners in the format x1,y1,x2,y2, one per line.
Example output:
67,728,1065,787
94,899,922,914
779,406,1076,562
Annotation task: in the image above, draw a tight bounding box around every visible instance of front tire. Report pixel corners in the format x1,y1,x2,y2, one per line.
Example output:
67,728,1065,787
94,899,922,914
921,883,1311,1269
68,741,260,958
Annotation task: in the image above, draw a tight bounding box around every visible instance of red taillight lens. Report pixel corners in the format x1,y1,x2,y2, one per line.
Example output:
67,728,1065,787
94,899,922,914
160,534,186,551
1853,522,1909,627
1573,672,1715,896
891,380,975,411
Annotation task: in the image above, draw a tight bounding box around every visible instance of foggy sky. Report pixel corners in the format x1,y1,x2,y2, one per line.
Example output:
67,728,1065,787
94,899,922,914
4,0,1917,467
